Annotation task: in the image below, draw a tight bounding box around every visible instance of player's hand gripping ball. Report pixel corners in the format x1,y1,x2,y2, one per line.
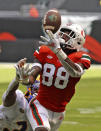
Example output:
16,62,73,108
43,9,61,34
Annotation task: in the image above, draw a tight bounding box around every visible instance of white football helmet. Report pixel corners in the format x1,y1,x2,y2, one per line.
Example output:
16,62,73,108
57,23,86,51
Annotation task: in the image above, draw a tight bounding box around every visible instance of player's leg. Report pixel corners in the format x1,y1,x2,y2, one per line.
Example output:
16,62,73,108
26,98,50,131
48,110,65,131
49,120,62,131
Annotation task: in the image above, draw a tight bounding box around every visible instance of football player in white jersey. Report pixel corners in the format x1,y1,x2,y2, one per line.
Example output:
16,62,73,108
0,58,39,131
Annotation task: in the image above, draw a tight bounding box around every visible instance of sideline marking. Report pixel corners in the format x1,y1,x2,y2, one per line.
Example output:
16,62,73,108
77,107,101,114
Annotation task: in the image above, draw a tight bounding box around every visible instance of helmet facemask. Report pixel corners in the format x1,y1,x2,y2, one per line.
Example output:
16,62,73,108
57,24,85,51
59,28,76,49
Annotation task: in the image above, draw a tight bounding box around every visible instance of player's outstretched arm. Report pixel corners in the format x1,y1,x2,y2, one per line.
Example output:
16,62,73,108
56,50,85,77
2,58,32,107
2,58,27,107
2,79,19,107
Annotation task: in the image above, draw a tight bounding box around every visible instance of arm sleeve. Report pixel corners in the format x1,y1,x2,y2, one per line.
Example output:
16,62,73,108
78,53,91,69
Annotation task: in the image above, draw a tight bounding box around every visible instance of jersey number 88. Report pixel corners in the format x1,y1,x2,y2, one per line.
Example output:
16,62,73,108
42,63,69,89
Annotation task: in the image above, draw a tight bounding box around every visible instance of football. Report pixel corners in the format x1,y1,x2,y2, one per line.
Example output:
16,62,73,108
43,9,61,34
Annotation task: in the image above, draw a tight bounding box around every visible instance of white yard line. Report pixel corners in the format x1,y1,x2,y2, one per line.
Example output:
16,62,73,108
63,121,79,125
62,120,101,127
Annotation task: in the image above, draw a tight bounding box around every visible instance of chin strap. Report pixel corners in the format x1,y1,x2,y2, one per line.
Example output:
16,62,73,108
56,49,84,77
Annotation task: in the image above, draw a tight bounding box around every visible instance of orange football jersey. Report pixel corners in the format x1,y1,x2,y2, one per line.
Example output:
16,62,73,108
34,45,91,112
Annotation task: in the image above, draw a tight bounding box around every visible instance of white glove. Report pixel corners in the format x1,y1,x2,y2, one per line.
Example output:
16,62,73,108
14,58,35,85
39,30,61,54
15,64,35,85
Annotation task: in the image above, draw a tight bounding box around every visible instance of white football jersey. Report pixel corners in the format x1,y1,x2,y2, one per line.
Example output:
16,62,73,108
0,90,33,131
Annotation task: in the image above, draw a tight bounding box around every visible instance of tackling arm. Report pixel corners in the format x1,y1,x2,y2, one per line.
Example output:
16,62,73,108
2,58,27,107
2,79,19,107
2,58,37,107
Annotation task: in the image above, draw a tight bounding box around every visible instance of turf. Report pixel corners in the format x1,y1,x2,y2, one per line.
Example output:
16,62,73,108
59,77,101,131
0,64,101,131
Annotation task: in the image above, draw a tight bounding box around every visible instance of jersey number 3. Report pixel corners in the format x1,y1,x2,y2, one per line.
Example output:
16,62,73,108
42,63,69,89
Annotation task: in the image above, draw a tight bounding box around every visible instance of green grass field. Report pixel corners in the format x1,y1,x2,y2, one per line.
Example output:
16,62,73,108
0,64,101,131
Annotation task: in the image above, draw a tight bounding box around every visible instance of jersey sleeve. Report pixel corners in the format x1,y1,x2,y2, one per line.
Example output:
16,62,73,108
33,45,50,63
77,52,91,69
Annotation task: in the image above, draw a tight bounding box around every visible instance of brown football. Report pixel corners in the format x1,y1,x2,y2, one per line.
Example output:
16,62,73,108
43,9,61,34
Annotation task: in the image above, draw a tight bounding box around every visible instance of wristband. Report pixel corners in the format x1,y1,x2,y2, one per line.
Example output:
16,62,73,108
56,48,67,60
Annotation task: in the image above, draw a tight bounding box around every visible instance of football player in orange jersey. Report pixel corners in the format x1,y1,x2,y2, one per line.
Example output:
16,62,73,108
23,23,91,131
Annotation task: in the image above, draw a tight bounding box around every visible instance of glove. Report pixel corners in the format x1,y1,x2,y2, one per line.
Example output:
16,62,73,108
14,58,27,81
39,30,61,54
14,58,35,85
